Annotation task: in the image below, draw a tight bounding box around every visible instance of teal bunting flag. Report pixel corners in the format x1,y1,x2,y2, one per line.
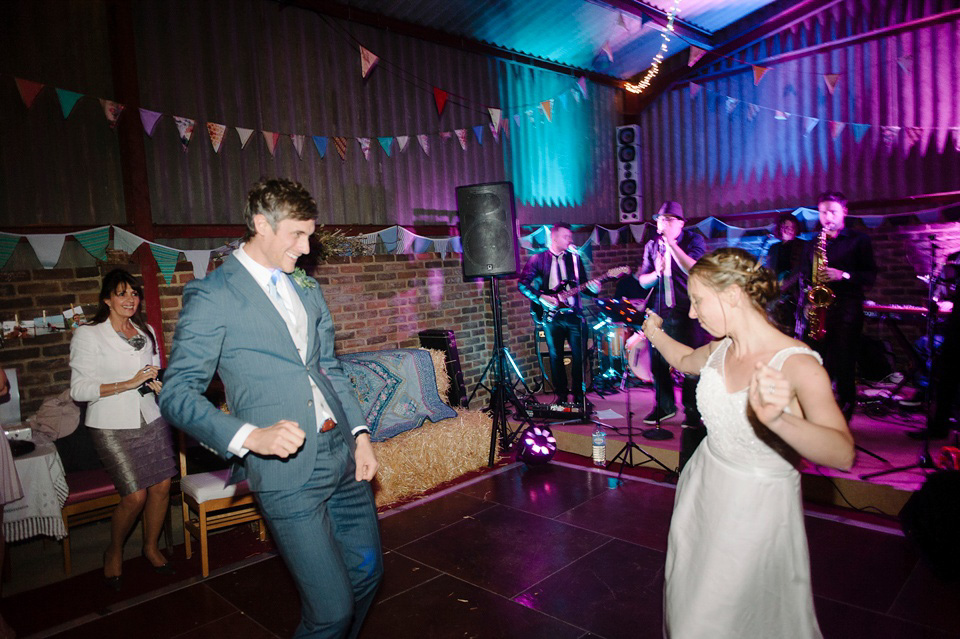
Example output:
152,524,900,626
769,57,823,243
73,226,110,261
55,88,84,119
377,137,393,157
148,243,180,284
0,233,20,270
312,136,328,158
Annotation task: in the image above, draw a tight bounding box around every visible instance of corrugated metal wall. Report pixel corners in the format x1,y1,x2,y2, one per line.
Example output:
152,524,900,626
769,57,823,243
639,0,960,218
1,0,618,229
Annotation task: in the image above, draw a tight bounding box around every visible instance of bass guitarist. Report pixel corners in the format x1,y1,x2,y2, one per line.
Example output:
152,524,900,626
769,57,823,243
518,223,600,406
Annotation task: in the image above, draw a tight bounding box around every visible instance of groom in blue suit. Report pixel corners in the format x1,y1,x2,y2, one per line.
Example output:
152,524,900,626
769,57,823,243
160,179,382,638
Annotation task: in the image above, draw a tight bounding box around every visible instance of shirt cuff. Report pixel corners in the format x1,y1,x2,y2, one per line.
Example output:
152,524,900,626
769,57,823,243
228,423,257,457
351,425,371,439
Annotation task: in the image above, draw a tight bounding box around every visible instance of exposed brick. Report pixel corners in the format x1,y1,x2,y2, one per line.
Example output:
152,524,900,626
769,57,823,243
36,294,76,306
32,268,75,281
62,280,100,292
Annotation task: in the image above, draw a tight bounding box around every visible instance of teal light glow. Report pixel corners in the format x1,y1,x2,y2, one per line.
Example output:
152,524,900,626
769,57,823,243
498,62,593,207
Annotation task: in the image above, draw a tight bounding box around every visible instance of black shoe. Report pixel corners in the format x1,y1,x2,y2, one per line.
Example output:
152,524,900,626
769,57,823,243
643,406,677,424
104,575,122,592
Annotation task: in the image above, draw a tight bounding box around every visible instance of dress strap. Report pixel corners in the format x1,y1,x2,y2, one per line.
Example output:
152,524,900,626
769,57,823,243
769,346,822,370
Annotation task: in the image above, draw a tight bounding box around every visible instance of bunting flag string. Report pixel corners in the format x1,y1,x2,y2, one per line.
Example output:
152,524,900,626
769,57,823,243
139,109,163,137
313,135,328,158
290,134,305,159
0,234,20,270
236,127,254,149
359,46,379,79
263,131,280,156
377,136,393,157
15,78,44,108
73,226,110,262
148,243,180,284
207,122,227,153
55,89,83,119
173,117,195,151
395,135,409,152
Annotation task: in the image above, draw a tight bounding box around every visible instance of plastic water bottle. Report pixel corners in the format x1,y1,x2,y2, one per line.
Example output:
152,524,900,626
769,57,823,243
592,425,606,466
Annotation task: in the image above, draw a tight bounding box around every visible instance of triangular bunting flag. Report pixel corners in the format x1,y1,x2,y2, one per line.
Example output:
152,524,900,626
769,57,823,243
851,123,870,142
600,41,613,62
139,109,163,136
357,137,372,160
15,78,44,108
26,234,67,269
182,249,212,280
148,243,180,284
100,100,125,128
752,65,770,86
359,46,379,78
236,127,254,149
454,129,468,150
433,87,449,116
689,82,701,99
688,45,706,67
55,89,83,119
725,97,739,115
897,55,913,74
828,121,846,140
472,125,484,145
774,110,789,121
207,122,227,153
0,234,20,270
263,131,280,156
439,131,453,142
823,73,841,95
572,88,581,103
489,123,500,143
173,116,195,151
540,99,553,122
488,107,501,132
290,134,305,159
746,103,760,122
881,126,901,151
501,117,510,139
333,136,348,160
396,135,409,152
312,135,328,158
417,134,429,155
377,136,393,157
617,12,629,31
803,116,819,135
577,77,588,98
513,113,522,129
112,226,145,256
558,93,568,111
73,226,110,261
902,126,923,154
526,110,535,124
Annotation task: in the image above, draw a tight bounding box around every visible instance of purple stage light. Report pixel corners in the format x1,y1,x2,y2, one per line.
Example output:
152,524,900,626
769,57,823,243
516,425,557,465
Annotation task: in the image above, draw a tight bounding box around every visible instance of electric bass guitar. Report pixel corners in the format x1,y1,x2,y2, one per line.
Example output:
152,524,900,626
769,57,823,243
531,266,631,323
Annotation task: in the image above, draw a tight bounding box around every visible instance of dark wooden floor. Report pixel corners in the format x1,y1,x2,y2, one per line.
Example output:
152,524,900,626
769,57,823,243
3,460,959,638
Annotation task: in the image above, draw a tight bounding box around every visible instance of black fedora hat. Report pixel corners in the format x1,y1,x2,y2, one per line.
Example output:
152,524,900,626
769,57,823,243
653,201,684,220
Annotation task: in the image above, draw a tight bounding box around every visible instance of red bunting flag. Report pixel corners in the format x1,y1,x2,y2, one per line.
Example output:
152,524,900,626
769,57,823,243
207,122,227,153
359,46,379,79
752,65,770,86
823,74,840,95
454,129,467,150
15,78,44,108
500,117,510,139
263,131,280,156
540,99,553,122
433,87,449,116
827,121,846,140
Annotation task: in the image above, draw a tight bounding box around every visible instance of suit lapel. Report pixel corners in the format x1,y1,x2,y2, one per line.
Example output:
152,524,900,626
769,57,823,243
222,255,297,351
290,278,318,358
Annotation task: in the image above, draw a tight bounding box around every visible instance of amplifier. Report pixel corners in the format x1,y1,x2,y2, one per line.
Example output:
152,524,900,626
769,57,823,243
524,400,588,420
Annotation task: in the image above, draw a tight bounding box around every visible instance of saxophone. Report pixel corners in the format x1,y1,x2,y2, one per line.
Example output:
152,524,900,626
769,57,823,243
805,229,835,340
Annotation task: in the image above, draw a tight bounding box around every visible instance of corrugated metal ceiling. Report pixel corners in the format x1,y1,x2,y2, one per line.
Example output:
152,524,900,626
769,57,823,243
324,0,781,79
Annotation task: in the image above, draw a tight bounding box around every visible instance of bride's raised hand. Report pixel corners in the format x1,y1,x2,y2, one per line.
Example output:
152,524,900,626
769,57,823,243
748,362,791,426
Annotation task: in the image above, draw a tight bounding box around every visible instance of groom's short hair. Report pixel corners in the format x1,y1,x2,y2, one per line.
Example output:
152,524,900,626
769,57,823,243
243,178,318,240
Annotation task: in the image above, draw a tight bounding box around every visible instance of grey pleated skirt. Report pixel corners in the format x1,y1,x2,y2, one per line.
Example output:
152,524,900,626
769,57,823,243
89,417,177,496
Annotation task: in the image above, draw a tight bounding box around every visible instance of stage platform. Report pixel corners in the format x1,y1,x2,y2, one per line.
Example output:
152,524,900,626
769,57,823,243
518,382,953,517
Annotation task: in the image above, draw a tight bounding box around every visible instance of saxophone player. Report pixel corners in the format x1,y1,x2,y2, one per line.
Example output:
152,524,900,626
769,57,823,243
801,192,877,422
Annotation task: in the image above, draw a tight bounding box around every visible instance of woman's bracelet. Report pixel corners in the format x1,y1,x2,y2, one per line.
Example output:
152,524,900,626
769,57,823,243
114,382,120,395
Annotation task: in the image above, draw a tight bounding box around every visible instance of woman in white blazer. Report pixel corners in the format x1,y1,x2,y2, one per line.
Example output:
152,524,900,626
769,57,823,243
69,269,176,590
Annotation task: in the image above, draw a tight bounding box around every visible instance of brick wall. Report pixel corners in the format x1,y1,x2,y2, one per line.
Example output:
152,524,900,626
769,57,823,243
2,221,957,420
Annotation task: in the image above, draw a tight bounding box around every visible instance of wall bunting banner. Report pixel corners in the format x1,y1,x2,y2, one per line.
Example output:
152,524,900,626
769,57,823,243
377,136,393,157
472,125,484,145
148,243,180,284
236,127,254,149
454,129,468,150
73,226,110,261
312,135,328,158
182,250,212,280
0,233,21,270
263,131,280,156
113,226,145,256
100,100,124,128
359,46,379,78
395,136,409,153
173,116,195,151
26,234,67,269
333,136,348,160
433,87,448,116
207,122,227,153
15,78,44,108
139,109,163,136
358,137,372,160
290,134,305,159
417,134,429,156
55,89,83,119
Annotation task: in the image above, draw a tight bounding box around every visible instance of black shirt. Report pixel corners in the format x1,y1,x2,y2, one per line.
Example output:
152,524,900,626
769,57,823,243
639,228,707,316
801,227,877,302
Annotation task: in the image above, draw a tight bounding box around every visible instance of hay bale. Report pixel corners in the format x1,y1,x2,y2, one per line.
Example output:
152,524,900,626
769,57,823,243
424,347,451,402
372,409,493,508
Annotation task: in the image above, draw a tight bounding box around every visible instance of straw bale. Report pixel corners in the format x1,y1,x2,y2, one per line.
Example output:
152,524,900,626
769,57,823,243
424,348,451,402
372,409,493,507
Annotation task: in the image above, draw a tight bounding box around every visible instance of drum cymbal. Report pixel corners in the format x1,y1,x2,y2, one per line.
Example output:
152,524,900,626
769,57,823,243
596,297,644,325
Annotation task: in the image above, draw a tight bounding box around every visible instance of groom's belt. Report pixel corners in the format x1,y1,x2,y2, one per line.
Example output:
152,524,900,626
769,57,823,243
320,418,336,433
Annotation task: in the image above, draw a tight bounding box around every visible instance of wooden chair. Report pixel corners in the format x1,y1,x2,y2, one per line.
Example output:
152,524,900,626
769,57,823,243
178,430,265,577
60,468,120,575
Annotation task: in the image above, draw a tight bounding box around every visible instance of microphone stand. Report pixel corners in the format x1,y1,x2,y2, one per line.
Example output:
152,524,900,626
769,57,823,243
644,236,674,441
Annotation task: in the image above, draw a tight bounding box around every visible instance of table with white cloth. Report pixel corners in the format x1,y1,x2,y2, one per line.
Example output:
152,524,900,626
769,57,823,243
3,443,68,542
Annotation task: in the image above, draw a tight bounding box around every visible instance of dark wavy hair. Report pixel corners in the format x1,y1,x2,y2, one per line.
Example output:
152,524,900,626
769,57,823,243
91,269,157,354
775,213,800,238
689,248,779,317
243,178,318,241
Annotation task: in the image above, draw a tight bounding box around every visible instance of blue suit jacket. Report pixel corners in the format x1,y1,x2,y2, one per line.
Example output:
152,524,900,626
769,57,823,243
159,254,365,492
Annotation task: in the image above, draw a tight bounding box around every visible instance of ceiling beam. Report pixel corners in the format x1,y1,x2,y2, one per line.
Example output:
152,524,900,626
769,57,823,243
628,0,840,114
596,0,712,44
284,0,625,88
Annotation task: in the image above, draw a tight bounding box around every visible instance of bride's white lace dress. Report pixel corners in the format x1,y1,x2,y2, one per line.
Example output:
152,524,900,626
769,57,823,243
664,338,823,638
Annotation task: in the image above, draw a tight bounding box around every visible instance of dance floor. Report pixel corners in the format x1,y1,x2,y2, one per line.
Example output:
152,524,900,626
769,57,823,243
3,457,958,638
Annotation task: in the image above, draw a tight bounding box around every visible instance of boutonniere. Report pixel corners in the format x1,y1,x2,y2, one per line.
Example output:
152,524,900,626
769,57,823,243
291,267,317,289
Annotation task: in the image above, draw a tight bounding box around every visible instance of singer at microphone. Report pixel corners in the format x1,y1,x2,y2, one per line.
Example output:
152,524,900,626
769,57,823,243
635,201,709,470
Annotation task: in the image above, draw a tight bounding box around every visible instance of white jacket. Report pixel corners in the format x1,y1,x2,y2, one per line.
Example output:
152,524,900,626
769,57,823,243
69,321,162,430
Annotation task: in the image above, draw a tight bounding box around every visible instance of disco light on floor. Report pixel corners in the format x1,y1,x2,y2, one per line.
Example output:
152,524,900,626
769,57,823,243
516,425,557,465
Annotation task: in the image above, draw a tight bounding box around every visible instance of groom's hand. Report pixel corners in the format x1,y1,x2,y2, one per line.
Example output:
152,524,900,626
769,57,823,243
354,433,378,482
244,420,306,458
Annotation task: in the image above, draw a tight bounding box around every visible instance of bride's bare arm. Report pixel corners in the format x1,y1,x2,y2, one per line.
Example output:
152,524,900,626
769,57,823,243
641,311,714,375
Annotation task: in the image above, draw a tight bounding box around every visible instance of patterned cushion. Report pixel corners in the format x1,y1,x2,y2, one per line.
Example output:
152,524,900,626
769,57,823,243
339,349,457,442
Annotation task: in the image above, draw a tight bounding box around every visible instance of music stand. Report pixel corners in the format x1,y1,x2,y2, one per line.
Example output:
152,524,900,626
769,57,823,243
861,235,943,480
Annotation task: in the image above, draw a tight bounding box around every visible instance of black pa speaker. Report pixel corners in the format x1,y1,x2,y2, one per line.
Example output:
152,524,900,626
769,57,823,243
456,182,519,278
616,125,642,223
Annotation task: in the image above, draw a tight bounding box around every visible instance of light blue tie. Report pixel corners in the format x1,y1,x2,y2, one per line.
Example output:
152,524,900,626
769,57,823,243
268,269,289,316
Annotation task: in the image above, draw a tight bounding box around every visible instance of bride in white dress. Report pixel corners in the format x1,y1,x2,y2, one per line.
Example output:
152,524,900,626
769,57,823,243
641,248,855,639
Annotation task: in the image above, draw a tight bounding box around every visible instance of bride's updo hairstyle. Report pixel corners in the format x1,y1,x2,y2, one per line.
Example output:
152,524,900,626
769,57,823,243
689,247,779,316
